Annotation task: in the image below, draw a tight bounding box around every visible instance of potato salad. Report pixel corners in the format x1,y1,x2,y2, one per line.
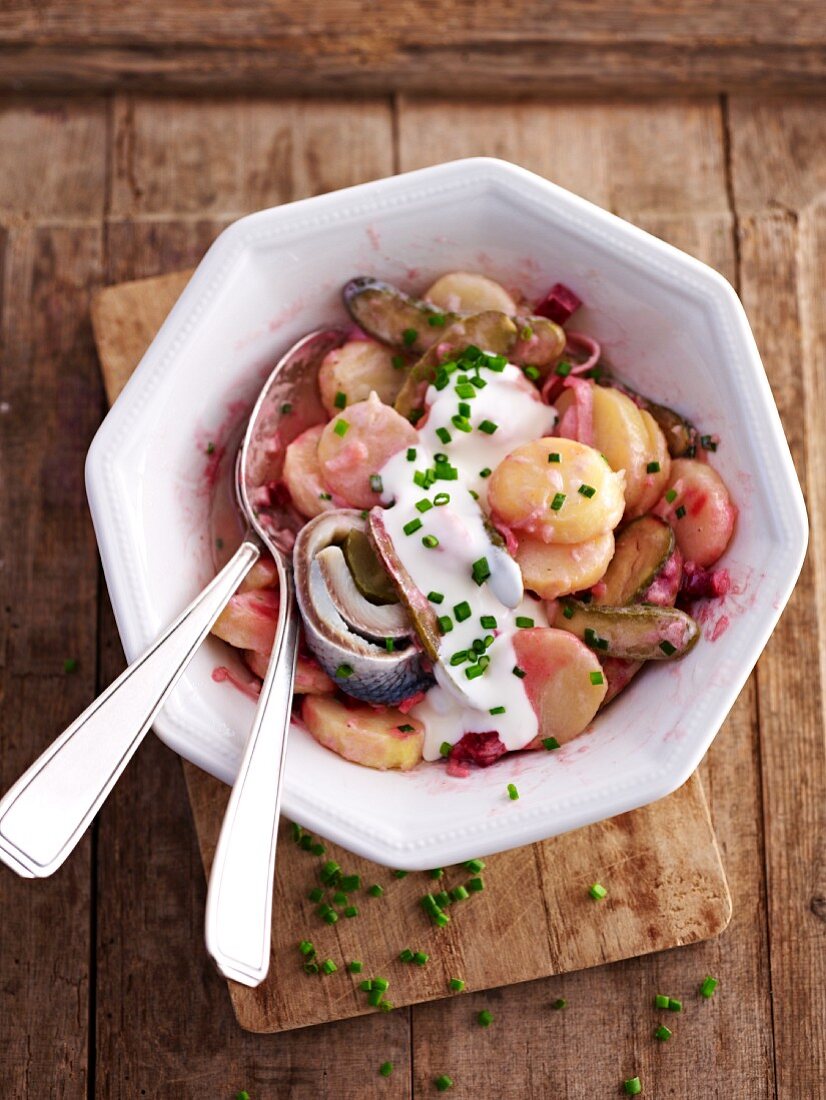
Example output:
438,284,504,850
210,270,737,776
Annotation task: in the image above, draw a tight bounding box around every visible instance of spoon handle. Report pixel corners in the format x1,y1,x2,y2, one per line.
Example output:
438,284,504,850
0,538,261,879
205,553,299,987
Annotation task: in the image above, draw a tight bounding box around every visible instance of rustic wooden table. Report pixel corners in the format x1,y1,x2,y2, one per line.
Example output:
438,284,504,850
0,69,825,1100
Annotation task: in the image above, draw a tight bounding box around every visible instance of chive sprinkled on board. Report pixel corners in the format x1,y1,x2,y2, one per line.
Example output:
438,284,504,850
589,882,607,900
449,978,465,992
654,1025,672,1041
348,961,363,973
623,1077,642,1095
700,976,719,998
63,658,78,673
379,1062,393,1077
654,994,670,1009
435,1076,454,1092
477,1009,493,1027
552,998,567,1010
368,884,384,897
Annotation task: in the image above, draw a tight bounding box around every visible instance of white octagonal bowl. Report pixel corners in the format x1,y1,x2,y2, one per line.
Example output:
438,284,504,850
86,157,807,869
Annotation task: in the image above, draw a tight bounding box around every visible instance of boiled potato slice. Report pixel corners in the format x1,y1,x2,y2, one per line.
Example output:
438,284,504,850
302,694,424,770
212,589,279,653
244,649,334,694
488,436,625,545
557,385,650,514
424,271,517,315
283,425,339,519
239,555,279,592
318,338,404,415
516,531,615,599
626,409,671,519
513,628,607,745
662,458,737,567
317,391,418,508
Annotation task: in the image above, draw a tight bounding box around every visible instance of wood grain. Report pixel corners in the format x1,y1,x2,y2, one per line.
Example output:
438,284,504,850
397,96,776,1097
0,100,107,1098
1,2,825,94
729,97,826,1100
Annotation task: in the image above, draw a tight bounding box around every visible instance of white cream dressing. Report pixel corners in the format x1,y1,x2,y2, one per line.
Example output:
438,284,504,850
378,363,557,761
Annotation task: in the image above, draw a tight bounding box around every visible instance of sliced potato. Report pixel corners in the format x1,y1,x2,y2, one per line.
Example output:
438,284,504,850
302,694,424,770
318,338,404,415
317,392,418,508
283,425,339,519
592,516,673,606
626,409,672,519
244,649,335,694
557,385,650,513
212,589,279,653
513,628,607,745
238,555,279,592
488,436,625,545
516,531,615,600
424,271,518,315
554,600,700,661
661,458,737,568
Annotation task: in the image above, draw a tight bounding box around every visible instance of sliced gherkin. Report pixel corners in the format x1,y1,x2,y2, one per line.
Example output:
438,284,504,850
593,516,674,606
556,600,699,661
343,528,399,605
343,277,457,354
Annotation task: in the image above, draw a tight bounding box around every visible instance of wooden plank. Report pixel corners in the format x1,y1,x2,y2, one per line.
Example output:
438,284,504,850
93,96,408,1096
0,97,106,1098
729,97,826,1100
0,3,825,95
397,97,775,1097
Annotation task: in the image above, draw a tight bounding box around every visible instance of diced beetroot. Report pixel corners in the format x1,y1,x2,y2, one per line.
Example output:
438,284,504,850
680,560,731,600
534,283,582,325
449,731,507,768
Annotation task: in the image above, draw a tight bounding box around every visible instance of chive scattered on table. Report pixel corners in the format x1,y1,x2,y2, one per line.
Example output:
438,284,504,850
700,976,718,999
449,978,465,992
623,1077,642,1096
368,884,384,898
348,961,363,973
654,1025,672,1041
551,998,567,1010
435,1076,454,1092
477,1010,493,1027
589,883,607,900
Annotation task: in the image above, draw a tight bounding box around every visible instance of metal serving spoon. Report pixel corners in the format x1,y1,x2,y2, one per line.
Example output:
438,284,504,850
0,329,345,901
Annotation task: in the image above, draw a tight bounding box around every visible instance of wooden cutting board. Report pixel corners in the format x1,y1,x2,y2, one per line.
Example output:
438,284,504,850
91,269,731,1034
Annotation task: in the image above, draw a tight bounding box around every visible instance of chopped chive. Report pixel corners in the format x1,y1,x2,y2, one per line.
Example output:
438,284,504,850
675,505,686,519
701,434,718,452
515,616,534,628
433,492,450,506
578,483,596,498
215,537,224,550
479,467,492,479
589,882,607,900
555,360,572,377
299,834,313,851
453,601,472,622
368,884,384,897
435,426,452,445
471,556,491,585
299,940,315,956
437,615,453,635
335,664,354,679
512,666,526,679
550,492,566,511
379,1062,393,1077
308,886,324,902
348,961,363,973
523,365,540,381
659,640,677,656
480,614,497,629
205,441,215,455
385,637,396,653
507,783,519,800
428,590,445,604
654,1025,672,1041
590,670,605,686
334,390,347,409
654,994,670,1009
399,948,414,963
323,910,338,925
379,1001,395,1012
465,663,486,680
235,1091,250,1100
344,905,359,918
430,868,444,879
393,870,408,879
490,705,506,716
406,447,417,461
428,313,447,327
665,488,678,503
700,976,718,999
370,474,383,494
464,858,485,873
668,997,682,1012
373,977,389,991
584,627,608,651
413,951,429,966
397,723,415,733
435,1077,454,1092
440,741,452,757
402,328,418,346
562,603,575,620
547,452,561,464
310,841,325,855
422,534,439,549
403,518,423,536
392,354,406,370
450,650,468,666
303,961,319,974
455,384,476,401
646,461,661,474
63,658,78,674
542,737,560,750
478,419,498,435
552,998,567,1010
467,876,484,893
477,1009,493,1027
321,959,337,974
360,980,373,992
333,419,349,438
449,978,465,992
318,492,332,501
451,885,470,901
623,1077,642,1096
409,408,424,424
368,989,384,1007
280,402,293,414
451,414,472,432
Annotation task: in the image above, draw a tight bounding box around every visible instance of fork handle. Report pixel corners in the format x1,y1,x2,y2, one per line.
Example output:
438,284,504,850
0,538,260,879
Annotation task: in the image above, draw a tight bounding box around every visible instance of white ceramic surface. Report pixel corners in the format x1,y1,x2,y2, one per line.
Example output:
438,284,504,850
86,157,807,869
